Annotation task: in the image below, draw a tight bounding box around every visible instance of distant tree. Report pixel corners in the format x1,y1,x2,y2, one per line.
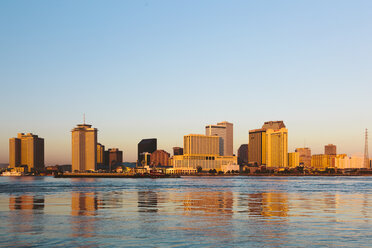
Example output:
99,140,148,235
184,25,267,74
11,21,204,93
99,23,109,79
197,166,203,173
212,169,217,174
218,171,224,175
209,169,213,174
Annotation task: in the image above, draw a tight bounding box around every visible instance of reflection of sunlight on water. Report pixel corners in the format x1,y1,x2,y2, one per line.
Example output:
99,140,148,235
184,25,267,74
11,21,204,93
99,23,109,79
1,177,372,247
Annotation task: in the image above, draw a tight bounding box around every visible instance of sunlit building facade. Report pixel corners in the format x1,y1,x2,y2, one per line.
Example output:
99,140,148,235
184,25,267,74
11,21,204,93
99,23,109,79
295,147,311,167
325,144,337,155
266,128,288,168
9,133,44,172
172,134,237,171
71,124,97,172
150,150,170,166
288,152,299,168
205,121,233,156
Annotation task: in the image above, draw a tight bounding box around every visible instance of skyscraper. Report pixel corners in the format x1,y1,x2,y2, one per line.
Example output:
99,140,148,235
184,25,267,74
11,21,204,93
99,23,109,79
325,144,337,155
205,121,233,156
266,128,288,168
9,133,44,172
237,144,248,166
138,139,157,164
97,143,105,165
248,121,287,167
71,124,97,172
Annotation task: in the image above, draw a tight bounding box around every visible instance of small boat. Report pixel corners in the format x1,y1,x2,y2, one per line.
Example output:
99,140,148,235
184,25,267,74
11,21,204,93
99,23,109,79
1,171,23,176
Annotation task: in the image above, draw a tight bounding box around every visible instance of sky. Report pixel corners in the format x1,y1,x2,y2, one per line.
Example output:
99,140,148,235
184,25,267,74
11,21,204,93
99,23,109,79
1,0,372,165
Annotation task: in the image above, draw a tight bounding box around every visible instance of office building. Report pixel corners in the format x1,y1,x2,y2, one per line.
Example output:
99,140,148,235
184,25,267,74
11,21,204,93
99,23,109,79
9,133,44,172
295,147,311,167
325,144,337,155
248,121,287,167
266,128,288,168
71,124,97,172
172,134,237,172
288,152,300,168
138,139,157,164
97,143,105,165
248,128,266,166
108,148,123,169
173,147,183,156
311,154,335,170
184,134,219,155
205,121,233,156
150,150,170,166
237,144,248,166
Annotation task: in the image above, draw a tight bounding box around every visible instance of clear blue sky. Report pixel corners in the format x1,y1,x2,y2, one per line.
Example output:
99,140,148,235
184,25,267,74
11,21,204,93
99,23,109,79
1,0,372,165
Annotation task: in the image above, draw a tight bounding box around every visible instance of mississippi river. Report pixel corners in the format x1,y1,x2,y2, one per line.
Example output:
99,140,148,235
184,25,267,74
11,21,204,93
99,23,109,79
0,176,372,247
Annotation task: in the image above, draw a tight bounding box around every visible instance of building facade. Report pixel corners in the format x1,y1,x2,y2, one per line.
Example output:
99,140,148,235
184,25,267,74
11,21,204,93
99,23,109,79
138,139,157,164
266,128,288,168
311,154,335,170
205,121,233,156
325,144,337,155
248,121,287,167
9,133,44,172
108,148,123,169
288,152,300,168
71,124,97,172
184,134,219,156
237,144,248,166
295,147,311,167
150,150,170,166
97,143,105,165
173,134,237,171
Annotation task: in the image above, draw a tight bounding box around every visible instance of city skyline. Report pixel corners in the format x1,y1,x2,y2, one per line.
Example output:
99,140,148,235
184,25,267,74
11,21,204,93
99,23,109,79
2,120,370,165
1,1,371,164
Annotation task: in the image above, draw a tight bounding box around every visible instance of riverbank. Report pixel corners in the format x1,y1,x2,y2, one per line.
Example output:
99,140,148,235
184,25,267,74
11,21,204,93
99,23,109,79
54,172,180,178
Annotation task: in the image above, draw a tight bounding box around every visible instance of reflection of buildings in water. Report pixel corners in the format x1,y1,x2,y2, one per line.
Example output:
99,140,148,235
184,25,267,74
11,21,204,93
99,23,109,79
9,195,45,210
8,195,45,235
261,192,288,218
176,191,234,238
182,191,233,216
138,191,158,212
70,192,99,238
71,192,98,216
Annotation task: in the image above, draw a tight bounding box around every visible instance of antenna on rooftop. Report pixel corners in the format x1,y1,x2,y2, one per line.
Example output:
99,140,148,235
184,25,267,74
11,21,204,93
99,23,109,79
83,113,85,125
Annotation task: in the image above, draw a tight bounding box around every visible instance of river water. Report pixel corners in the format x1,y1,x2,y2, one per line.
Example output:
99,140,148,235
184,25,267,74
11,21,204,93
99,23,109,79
0,176,371,247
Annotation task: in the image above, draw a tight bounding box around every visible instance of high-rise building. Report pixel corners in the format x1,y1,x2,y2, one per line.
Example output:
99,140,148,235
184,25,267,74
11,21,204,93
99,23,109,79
248,121,287,167
150,150,170,166
97,143,105,165
173,147,183,156
9,133,44,172
325,144,337,155
248,128,266,166
205,121,233,156
184,134,219,155
266,128,288,168
295,148,312,167
71,124,97,172
138,139,157,164
108,148,123,169
237,144,248,166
